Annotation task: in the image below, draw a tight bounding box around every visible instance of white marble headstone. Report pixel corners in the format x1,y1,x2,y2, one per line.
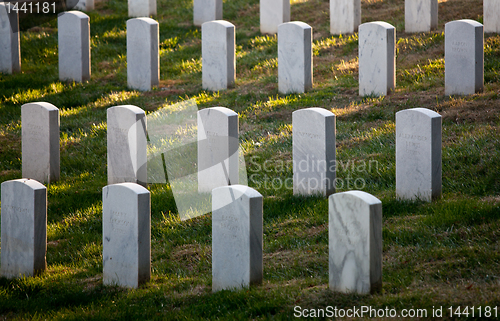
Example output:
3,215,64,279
128,0,156,17
278,21,313,94
260,0,290,35
329,190,382,294
1,179,47,278
358,21,396,97
22,102,60,184
58,11,91,83
103,183,150,288
444,19,484,95
293,108,336,197
212,185,263,292
73,0,95,11
0,3,20,74
330,0,361,35
202,20,235,91
405,0,438,33
107,105,147,187
396,108,442,201
484,0,500,33
193,0,222,26
197,107,239,193
127,18,159,91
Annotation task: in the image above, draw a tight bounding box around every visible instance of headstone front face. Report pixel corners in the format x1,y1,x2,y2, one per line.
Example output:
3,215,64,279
212,185,263,292
197,107,239,193
330,0,361,35
0,3,21,74
103,183,151,288
396,108,441,201
22,102,60,184
73,0,95,11
260,0,290,35
58,11,91,82
329,191,382,294
193,0,222,26
278,21,313,94
128,0,156,17
1,179,47,278
445,19,484,95
405,0,438,33
202,20,235,91
107,105,147,187
293,108,336,197
127,18,159,91
358,21,396,97
484,0,500,33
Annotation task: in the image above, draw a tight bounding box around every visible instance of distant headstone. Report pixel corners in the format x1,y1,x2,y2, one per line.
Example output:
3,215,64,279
358,21,396,97
445,19,484,95
193,0,222,26
58,11,90,82
202,20,235,91
22,102,60,184
405,0,438,33
103,183,150,288
107,105,147,187
396,108,442,201
212,185,263,292
73,0,95,11
329,190,382,294
278,21,313,94
260,0,290,34
127,18,159,91
197,107,239,193
0,3,21,74
293,108,336,197
330,0,361,35
1,179,47,278
128,0,156,17
484,0,500,33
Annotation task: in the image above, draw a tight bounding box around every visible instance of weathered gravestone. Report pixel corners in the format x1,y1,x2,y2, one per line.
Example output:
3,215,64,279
58,11,90,82
329,190,382,294
260,0,290,35
396,108,442,201
330,0,361,35
22,102,60,184
445,19,484,95
358,21,396,97
405,0,438,33
193,0,222,26
202,20,235,91
212,185,263,292
1,179,47,278
0,3,21,74
484,0,500,33
107,105,147,187
128,0,156,17
293,108,336,197
103,183,150,288
278,21,313,94
197,107,239,193
127,18,159,91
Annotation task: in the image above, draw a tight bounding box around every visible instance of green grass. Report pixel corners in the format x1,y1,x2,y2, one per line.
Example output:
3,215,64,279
1,0,500,319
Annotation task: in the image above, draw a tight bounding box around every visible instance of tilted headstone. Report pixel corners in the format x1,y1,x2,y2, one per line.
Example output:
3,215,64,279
329,190,382,294
128,0,156,17
127,18,159,91
73,0,95,11
260,0,290,35
278,21,313,94
197,107,239,193
212,185,263,292
107,105,147,187
405,0,438,33
103,183,150,288
1,179,47,278
445,19,484,95
58,11,90,82
484,0,500,33
293,108,336,197
358,21,396,97
396,108,442,201
330,0,361,35
202,20,235,91
22,102,60,184
0,3,21,74
193,0,222,26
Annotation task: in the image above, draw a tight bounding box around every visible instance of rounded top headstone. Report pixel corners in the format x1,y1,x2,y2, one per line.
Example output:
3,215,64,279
107,105,145,116
445,19,483,29
212,185,262,211
198,106,237,117
126,17,158,27
202,20,235,29
103,182,149,195
292,107,335,118
329,190,381,206
21,102,59,113
359,21,395,32
278,21,312,32
1,178,46,191
58,10,90,20
396,107,441,119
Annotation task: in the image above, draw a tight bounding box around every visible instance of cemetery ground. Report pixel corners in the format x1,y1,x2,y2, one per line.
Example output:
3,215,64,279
1,0,500,319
